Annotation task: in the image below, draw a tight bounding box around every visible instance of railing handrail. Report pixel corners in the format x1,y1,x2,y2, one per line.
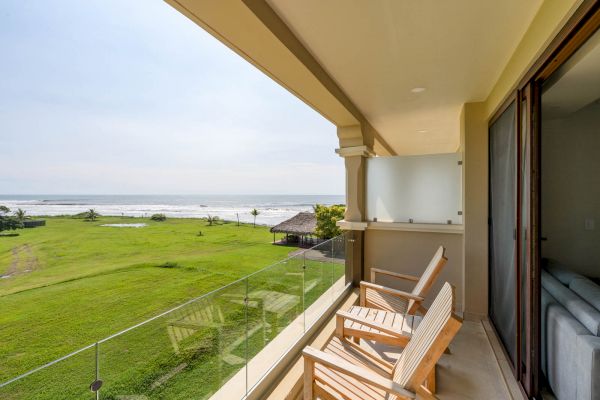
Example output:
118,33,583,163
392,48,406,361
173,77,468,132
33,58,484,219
0,234,345,389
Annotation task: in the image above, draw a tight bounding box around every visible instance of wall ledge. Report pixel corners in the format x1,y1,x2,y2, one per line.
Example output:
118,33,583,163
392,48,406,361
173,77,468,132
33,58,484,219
367,221,464,234
337,220,368,231
335,145,374,158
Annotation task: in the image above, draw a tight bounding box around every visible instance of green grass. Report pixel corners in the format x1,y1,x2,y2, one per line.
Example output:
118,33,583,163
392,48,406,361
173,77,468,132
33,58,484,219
0,216,345,399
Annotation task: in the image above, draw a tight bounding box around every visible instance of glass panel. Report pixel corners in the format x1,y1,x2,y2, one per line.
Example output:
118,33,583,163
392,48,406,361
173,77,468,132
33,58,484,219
98,279,248,400
489,101,517,365
366,152,463,224
0,236,348,400
304,239,335,327
331,234,347,297
0,345,96,400
246,258,303,390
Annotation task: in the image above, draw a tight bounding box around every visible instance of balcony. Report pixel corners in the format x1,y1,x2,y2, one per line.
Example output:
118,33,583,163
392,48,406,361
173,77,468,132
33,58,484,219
0,233,524,400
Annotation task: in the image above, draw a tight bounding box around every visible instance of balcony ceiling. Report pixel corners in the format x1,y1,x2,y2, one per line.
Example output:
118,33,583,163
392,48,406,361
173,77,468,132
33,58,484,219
266,0,543,155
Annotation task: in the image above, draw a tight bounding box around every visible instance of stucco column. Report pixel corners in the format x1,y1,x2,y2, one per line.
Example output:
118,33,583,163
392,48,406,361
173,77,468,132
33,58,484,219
343,153,365,222
335,128,373,285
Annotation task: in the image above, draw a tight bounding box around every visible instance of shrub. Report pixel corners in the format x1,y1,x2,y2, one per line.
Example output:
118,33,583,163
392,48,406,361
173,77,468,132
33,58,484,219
157,261,179,268
72,212,89,219
0,233,20,237
14,208,26,222
0,205,24,233
150,213,167,222
314,204,345,239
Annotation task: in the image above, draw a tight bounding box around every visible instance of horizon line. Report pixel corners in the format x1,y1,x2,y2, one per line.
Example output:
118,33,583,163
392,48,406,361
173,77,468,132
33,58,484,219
0,193,345,197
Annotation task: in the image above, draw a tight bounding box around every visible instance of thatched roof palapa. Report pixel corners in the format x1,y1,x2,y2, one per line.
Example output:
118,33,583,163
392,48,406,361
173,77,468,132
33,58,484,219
270,212,316,235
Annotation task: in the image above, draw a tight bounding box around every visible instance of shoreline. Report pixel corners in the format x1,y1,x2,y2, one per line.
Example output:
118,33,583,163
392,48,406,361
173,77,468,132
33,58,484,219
0,194,344,226
20,214,276,228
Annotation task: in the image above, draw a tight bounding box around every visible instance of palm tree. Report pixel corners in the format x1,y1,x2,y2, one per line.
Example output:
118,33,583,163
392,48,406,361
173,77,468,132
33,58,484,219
85,209,100,221
250,209,260,227
15,208,26,222
206,215,219,226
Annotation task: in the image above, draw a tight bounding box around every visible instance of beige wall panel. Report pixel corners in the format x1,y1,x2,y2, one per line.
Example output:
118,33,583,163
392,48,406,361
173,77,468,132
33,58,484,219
364,229,464,312
463,102,489,317
485,0,582,117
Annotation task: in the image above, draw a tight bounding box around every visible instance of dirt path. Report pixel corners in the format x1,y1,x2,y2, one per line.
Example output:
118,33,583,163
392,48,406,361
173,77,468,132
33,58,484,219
1,244,39,279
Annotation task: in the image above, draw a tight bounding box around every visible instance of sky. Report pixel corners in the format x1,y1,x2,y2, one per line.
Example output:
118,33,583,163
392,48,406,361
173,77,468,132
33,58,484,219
0,0,343,195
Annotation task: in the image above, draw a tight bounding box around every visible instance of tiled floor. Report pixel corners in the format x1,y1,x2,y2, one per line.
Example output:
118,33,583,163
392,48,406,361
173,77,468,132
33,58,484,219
435,319,515,399
264,292,524,400
352,319,515,399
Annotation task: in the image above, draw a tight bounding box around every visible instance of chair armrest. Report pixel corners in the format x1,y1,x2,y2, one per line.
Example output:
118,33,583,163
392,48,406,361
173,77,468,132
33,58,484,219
371,268,419,283
303,346,416,399
360,281,425,302
337,311,408,338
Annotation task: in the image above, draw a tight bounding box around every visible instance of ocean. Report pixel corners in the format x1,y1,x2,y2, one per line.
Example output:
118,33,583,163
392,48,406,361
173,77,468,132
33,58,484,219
0,194,345,226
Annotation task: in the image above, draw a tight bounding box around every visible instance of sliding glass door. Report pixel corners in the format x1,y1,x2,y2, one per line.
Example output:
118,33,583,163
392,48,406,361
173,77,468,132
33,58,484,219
489,101,518,367
488,6,600,398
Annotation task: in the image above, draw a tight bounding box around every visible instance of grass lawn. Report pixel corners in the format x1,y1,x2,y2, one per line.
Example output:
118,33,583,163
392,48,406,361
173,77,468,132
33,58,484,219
0,216,344,399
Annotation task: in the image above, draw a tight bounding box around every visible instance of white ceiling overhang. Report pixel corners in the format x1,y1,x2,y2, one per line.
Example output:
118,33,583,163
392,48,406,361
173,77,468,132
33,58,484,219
167,0,544,155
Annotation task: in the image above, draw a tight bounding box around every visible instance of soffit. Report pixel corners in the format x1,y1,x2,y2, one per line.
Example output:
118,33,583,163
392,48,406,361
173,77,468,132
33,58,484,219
267,0,544,154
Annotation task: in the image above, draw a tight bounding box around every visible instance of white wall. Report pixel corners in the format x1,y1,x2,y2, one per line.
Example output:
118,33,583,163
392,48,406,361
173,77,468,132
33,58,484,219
542,100,600,277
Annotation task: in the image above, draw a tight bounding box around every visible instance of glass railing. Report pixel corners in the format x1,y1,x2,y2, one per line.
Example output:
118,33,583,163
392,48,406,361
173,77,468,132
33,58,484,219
0,234,348,400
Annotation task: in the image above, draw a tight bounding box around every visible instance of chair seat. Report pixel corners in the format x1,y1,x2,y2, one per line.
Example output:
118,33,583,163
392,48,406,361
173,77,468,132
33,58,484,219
315,336,397,400
345,306,421,335
364,287,409,313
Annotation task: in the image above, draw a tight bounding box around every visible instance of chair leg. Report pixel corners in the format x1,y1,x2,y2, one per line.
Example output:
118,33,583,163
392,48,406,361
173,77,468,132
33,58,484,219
417,385,439,400
425,364,436,394
304,358,315,400
359,285,366,307
335,314,344,338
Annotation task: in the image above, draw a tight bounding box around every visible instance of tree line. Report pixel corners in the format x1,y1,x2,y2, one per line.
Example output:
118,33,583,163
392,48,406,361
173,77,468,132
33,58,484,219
0,206,26,233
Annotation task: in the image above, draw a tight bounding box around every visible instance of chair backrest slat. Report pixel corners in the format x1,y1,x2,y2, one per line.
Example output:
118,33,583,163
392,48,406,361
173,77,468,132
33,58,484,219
407,246,447,313
392,282,462,392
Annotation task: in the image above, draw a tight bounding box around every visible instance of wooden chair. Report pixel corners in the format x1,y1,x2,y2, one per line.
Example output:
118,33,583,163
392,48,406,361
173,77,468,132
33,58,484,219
360,246,447,315
303,282,461,400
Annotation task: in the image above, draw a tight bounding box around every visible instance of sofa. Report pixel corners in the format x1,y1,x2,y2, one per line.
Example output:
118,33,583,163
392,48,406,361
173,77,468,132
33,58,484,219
542,259,600,400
